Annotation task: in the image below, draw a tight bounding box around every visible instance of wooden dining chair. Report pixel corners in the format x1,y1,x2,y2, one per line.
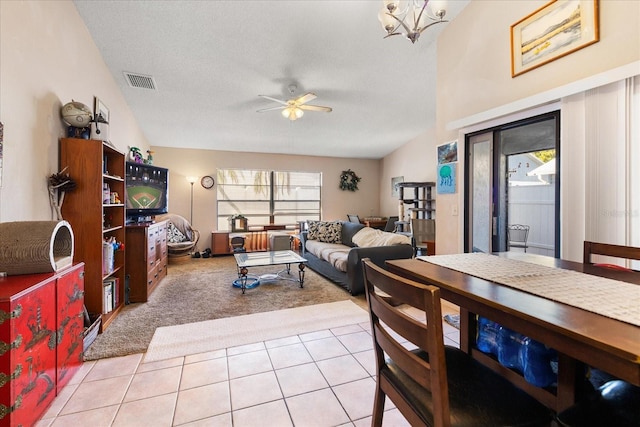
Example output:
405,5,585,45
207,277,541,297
361,259,552,427
410,218,435,256
556,241,640,426
347,214,361,224
383,215,399,232
583,241,640,271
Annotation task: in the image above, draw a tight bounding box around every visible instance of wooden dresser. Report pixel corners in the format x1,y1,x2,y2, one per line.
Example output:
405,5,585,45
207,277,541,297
125,221,168,303
0,263,84,426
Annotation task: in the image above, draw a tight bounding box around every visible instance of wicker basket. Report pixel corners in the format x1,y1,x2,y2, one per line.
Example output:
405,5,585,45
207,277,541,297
83,315,101,353
0,220,74,275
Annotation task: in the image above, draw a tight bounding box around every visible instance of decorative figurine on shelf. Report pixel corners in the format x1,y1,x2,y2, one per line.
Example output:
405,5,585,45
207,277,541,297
129,146,144,163
104,236,125,252
61,100,92,140
229,214,248,232
145,150,154,165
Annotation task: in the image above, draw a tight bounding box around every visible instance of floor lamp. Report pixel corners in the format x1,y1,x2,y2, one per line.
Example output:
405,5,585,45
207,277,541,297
186,176,197,224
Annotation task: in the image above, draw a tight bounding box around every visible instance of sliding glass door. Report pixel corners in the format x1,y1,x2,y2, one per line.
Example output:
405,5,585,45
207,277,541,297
465,112,560,256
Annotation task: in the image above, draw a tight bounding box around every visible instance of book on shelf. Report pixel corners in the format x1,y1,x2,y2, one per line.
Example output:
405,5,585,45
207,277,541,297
102,277,119,314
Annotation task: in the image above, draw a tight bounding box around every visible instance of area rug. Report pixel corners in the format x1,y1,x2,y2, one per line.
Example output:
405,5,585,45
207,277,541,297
84,256,366,361
145,300,370,362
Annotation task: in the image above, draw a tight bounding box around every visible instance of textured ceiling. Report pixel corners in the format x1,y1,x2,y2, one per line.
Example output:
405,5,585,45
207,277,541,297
74,0,469,159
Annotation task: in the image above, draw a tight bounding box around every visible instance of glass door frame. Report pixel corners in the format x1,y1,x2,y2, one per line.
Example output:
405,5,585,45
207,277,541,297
464,111,561,256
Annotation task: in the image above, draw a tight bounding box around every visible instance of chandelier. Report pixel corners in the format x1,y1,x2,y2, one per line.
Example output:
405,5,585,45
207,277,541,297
378,0,447,44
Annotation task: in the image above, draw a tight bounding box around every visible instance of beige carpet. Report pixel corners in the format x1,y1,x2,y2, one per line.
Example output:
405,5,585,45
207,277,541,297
145,300,370,362
84,255,366,361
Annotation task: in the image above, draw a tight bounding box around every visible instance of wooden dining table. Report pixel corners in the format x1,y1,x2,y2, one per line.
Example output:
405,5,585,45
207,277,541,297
386,252,640,413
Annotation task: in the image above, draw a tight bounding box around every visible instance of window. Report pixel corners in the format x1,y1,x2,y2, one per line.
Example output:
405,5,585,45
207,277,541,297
217,169,321,229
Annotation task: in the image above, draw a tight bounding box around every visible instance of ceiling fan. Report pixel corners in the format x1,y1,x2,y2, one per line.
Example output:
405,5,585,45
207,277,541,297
257,84,332,121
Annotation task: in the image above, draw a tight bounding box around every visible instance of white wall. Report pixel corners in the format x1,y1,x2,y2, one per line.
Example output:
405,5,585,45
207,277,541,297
0,1,150,222
379,128,438,219
151,146,381,251
426,0,640,256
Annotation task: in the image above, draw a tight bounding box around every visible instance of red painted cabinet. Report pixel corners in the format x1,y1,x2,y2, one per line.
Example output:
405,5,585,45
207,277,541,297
0,263,84,426
54,266,84,392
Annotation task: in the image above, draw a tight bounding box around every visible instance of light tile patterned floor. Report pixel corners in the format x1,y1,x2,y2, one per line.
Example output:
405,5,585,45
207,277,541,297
36,302,460,427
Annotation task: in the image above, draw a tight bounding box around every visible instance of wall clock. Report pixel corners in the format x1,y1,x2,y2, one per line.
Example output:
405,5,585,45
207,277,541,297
200,175,215,189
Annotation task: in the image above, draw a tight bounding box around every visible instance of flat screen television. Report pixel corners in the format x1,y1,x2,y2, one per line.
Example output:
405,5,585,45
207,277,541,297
125,162,169,222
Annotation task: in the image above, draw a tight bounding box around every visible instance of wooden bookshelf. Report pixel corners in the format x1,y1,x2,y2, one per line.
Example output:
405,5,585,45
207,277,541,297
60,138,126,331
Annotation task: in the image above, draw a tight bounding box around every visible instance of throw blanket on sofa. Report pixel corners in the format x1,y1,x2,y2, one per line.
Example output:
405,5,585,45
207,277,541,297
305,240,351,272
352,227,410,247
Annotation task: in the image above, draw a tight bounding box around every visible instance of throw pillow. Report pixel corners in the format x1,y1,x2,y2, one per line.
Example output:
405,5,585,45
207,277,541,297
307,221,343,244
167,222,187,243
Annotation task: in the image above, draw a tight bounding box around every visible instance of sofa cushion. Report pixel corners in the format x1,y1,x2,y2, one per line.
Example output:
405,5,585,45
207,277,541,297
305,240,350,272
341,221,366,247
307,221,342,243
352,227,411,247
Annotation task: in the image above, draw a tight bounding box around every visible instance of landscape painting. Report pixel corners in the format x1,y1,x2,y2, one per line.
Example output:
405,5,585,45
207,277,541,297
511,0,599,77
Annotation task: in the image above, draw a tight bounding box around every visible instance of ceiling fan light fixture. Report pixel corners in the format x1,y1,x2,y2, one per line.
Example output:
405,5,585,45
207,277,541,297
282,107,304,121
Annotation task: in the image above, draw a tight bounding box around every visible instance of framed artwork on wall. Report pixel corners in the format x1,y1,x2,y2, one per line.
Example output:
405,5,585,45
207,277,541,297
511,0,599,77
94,96,110,123
438,140,458,165
437,163,456,194
391,176,403,198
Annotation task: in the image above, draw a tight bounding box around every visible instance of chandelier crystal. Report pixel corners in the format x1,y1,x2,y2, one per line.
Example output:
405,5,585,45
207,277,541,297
378,0,447,44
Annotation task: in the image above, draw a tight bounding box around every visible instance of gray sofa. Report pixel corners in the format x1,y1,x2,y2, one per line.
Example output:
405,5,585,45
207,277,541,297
299,221,413,295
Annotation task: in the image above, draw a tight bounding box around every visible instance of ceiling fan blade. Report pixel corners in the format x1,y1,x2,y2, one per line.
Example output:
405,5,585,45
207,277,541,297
295,93,317,105
257,105,286,113
258,95,288,106
299,104,332,112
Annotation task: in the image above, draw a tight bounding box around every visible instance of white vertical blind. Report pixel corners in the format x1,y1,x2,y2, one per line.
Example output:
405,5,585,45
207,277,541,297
216,169,321,230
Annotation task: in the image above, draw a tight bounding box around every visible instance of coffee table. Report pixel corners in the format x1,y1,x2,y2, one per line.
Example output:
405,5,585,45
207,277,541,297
233,250,307,293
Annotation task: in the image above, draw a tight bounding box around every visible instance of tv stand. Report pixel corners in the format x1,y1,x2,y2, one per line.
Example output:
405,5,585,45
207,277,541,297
125,221,168,302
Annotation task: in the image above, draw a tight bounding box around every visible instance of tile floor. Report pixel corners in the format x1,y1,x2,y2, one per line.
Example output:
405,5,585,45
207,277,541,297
36,302,460,427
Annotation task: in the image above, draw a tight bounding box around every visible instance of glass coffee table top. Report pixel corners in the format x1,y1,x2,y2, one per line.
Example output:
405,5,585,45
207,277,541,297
233,250,308,293
234,250,307,268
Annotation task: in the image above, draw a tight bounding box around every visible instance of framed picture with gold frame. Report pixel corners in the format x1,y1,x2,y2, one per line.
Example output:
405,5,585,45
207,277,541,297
510,0,599,77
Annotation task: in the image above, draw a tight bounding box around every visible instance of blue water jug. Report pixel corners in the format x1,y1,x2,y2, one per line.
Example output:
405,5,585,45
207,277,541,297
476,317,499,356
497,325,525,372
522,338,558,387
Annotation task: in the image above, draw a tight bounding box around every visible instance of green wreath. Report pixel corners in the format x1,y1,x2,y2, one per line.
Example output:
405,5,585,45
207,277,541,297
339,169,361,192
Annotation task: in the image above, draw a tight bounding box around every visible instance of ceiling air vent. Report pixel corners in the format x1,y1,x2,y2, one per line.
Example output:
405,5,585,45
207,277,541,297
123,72,157,90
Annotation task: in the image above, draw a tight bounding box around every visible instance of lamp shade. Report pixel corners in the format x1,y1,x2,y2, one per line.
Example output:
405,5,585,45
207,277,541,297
378,7,397,32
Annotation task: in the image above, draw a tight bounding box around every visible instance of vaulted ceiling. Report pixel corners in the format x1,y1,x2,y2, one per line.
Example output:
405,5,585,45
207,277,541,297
74,0,469,159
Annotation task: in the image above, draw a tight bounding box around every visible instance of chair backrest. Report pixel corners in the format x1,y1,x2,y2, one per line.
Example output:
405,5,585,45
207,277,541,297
362,259,450,426
384,216,399,232
230,236,246,252
410,218,436,243
583,241,640,271
347,214,361,224
157,213,197,242
507,224,529,244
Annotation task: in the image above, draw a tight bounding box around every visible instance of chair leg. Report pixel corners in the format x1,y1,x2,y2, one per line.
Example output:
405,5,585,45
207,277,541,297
372,383,386,427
